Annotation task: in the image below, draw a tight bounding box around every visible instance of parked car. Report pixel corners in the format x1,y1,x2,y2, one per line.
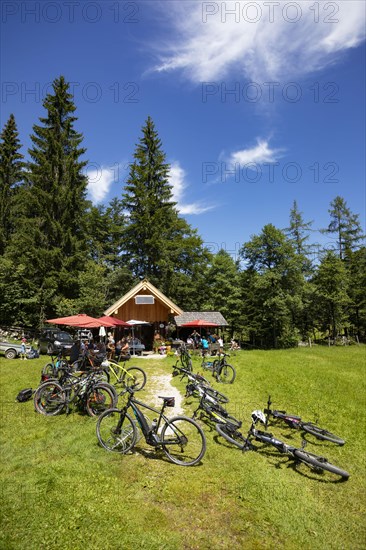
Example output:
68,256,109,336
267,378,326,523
38,328,74,355
0,341,31,359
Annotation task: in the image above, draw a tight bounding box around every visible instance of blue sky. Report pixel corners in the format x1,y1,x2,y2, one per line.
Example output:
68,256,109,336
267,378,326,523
1,0,365,261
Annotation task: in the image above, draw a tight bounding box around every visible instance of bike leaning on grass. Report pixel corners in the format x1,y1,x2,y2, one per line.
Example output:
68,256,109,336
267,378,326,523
201,352,236,384
96,387,206,466
264,395,345,445
34,366,118,417
41,350,70,380
215,410,349,480
174,343,193,372
103,356,147,392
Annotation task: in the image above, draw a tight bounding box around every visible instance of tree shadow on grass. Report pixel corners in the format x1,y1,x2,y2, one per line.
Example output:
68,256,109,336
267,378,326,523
131,444,205,467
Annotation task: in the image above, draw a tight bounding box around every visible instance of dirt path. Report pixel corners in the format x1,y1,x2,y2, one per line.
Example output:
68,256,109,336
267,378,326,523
144,373,184,416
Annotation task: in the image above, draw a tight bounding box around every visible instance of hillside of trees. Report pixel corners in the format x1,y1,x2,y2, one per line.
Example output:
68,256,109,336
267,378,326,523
1,76,365,347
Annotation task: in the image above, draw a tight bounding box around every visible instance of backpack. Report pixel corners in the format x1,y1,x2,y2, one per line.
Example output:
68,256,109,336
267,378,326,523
27,347,40,359
16,388,34,402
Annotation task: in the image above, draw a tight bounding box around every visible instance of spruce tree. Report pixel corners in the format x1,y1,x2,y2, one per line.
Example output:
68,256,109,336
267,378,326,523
121,116,210,301
85,199,126,268
122,116,176,279
347,247,366,341
203,249,243,337
240,224,304,348
0,114,24,255
27,75,88,254
6,76,88,325
285,200,314,274
323,196,364,259
312,251,351,339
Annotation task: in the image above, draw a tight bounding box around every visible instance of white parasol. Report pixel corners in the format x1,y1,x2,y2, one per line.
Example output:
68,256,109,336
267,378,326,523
125,320,150,356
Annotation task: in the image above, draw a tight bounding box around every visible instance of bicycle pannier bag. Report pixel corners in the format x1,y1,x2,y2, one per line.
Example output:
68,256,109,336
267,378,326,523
16,388,34,402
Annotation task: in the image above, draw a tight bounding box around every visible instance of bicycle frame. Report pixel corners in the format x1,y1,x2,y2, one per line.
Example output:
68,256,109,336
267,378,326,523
57,369,105,409
202,353,228,375
106,359,130,384
246,423,294,454
173,365,211,388
264,396,310,429
174,344,193,371
192,394,239,428
42,352,69,374
121,391,176,446
214,353,230,372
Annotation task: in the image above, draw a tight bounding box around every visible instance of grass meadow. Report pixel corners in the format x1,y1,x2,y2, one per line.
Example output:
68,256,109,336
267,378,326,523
0,346,365,549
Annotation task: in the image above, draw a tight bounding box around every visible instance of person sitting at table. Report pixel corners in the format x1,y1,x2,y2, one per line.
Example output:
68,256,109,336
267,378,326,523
190,330,201,348
153,332,162,354
118,337,130,361
186,336,194,348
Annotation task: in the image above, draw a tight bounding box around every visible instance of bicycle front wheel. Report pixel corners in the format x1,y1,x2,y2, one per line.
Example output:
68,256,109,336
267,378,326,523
301,423,345,446
85,383,118,417
293,449,349,479
161,416,206,466
34,381,66,416
96,409,137,453
122,367,147,391
217,364,236,384
215,423,248,449
41,363,57,377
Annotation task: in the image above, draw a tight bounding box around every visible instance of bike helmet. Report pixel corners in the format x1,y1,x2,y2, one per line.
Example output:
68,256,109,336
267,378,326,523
251,410,266,425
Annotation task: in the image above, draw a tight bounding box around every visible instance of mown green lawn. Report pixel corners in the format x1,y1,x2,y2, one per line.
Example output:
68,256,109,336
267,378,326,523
0,346,365,549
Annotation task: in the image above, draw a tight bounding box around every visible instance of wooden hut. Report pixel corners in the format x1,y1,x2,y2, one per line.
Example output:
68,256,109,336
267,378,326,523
104,279,183,350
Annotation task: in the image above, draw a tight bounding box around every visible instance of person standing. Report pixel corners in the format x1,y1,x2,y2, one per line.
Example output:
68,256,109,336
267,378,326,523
69,340,81,365
201,336,209,356
20,338,27,360
190,330,201,348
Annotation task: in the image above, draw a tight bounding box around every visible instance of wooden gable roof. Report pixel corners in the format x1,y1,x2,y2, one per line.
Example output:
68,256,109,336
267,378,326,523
104,279,183,317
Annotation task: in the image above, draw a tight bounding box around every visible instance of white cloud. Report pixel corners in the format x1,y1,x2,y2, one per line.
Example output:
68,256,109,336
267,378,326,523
229,139,282,166
153,1,366,82
169,161,215,214
87,166,115,203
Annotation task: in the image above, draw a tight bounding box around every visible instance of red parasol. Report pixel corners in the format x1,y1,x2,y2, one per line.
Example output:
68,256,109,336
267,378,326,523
46,314,116,328
97,315,130,327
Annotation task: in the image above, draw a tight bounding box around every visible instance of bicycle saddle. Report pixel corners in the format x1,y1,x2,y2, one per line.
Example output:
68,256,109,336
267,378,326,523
159,396,175,407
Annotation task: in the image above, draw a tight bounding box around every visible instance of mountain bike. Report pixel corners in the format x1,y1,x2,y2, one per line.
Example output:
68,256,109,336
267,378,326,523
174,343,193,372
201,352,236,384
186,384,240,430
41,350,70,380
172,364,213,390
103,357,147,392
264,395,345,445
40,351,111,386
215,410,349,480
34,367,118,417
73,352,111,381
96,387,206,466
185,379,230,405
